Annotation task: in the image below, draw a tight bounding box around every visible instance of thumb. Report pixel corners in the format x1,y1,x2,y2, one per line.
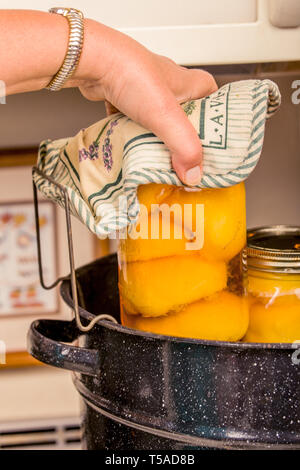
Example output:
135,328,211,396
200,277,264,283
170,121,203,186
147,97,203,186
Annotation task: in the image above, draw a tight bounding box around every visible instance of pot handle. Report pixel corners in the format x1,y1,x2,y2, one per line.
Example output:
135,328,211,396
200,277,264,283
27,319,100,376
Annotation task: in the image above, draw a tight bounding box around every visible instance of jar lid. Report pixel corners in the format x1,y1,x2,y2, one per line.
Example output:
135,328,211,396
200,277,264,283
247,225,300,273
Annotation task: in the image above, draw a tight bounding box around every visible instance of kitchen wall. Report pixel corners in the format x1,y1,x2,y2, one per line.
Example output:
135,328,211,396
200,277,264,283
0,87,106,147
215,68,300,227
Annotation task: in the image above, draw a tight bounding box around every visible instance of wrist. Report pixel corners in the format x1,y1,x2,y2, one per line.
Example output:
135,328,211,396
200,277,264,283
69,18,111,85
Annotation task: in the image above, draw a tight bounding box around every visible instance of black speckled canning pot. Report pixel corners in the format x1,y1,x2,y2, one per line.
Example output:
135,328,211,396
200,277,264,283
28,254,300,450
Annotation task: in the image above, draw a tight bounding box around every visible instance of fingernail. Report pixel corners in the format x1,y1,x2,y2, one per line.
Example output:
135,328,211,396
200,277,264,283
185,166,202,186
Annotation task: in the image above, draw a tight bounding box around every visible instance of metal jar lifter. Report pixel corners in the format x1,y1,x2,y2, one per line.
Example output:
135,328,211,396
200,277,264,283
28,168,300,450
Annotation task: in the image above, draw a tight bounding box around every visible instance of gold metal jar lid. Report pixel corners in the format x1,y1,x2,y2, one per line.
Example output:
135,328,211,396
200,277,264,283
247,225,300,273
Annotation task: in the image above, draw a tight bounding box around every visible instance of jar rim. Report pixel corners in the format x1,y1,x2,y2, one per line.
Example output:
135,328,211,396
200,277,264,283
247,225,300,273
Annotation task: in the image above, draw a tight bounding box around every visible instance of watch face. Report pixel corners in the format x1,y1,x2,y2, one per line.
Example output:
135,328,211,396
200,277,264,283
49,7,83,18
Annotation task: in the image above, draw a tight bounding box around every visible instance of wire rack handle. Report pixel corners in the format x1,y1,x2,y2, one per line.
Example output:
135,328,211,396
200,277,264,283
32,167,118,332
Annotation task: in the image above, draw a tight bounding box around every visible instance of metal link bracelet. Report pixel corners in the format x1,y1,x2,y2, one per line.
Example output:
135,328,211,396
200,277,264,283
45,7,84,91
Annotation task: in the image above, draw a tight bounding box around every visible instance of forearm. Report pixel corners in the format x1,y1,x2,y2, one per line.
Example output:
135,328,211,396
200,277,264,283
0,9,112,95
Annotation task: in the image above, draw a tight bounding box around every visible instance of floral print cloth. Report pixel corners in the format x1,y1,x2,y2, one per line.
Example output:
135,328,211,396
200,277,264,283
34,79,281,236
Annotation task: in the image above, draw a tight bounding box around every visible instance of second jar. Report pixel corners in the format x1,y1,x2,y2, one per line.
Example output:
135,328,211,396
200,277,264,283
245,225,300,343
118,183,249,341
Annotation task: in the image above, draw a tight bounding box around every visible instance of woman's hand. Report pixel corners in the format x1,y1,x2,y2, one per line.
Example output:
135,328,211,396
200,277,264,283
76,22,217,185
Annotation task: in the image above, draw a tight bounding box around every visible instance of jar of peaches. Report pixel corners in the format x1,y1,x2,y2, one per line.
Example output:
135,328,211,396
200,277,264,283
118,183,249,342
245,226,300,343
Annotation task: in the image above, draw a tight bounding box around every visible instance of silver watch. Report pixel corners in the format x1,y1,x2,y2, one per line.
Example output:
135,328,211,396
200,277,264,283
45,7,84,91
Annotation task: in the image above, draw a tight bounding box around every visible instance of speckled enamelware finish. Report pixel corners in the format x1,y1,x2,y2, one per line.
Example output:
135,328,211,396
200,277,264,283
28,255,300,450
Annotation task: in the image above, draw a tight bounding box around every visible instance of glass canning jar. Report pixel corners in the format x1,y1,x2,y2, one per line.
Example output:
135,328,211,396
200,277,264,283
118,182,248,341
245,225,300,343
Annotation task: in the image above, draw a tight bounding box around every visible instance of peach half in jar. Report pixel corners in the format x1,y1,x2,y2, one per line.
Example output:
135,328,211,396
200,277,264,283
121,182,246,263
244,299,300,343
119,255,227,318
244,270,300,343
164,183,246,262
122,291,249,342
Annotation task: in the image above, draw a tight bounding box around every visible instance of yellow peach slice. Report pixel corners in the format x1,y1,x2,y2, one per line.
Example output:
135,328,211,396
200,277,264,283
165,183,246,262
243,300,300,343
123,291,249,342
248,270,300,305
137,183,174,212
119,255,227,317
125,183,245,262
119,212,190,262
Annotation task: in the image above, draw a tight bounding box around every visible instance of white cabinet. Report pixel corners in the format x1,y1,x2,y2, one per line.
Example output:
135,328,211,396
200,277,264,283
2,1,300,68
1,0,258,27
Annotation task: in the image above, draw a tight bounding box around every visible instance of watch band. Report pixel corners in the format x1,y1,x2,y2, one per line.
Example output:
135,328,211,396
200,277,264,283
45,7,84,91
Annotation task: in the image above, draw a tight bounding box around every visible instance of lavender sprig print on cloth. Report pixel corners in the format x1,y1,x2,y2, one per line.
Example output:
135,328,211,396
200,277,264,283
183,100,196,116
79,142,99,162
79,147,90,162
102,119,118,171
89,142,99,160
78,119,119,169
